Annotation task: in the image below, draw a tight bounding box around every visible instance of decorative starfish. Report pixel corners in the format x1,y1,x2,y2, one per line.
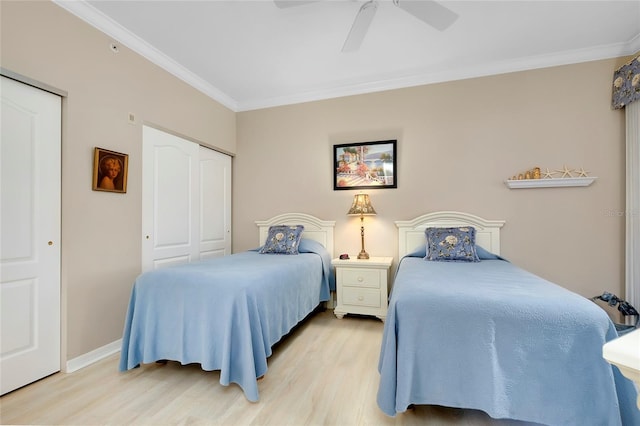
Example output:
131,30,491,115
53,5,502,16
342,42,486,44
542,167,555,179
575,166,590,177
556,165,574,178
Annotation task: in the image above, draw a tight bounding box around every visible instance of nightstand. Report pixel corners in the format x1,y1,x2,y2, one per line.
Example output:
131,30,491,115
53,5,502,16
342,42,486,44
332,256,393,322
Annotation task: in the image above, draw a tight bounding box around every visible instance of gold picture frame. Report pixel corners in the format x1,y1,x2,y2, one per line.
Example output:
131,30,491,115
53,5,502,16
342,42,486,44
92,147,128,193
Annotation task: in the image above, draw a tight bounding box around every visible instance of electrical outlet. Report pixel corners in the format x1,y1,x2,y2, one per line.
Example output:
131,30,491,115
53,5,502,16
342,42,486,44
128,112,135,124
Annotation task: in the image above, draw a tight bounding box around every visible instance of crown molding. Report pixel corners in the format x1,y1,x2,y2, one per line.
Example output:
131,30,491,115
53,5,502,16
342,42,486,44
53,1,639,113
52,0,238,112
237,40,638,111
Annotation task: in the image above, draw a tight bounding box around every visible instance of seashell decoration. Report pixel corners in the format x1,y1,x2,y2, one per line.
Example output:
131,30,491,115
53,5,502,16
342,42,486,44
509,166,590,180
510,166,541,180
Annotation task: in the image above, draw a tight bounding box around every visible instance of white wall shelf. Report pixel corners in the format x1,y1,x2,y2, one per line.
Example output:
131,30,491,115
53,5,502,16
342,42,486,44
505,177,597,189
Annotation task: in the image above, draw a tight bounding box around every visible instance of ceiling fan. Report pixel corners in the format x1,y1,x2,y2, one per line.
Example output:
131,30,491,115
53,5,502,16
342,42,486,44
274,0,459,52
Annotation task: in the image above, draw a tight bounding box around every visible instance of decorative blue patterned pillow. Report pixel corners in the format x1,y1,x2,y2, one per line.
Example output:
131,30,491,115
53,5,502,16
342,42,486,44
259,225,305,255
425,227,480,262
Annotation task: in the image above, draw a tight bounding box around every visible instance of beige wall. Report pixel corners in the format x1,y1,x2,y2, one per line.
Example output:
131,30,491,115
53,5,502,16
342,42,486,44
1,1,236,360
1,0,629,363
236,59,627,301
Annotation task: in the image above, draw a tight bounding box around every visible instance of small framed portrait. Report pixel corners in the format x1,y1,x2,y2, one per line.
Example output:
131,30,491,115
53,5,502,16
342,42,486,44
92,147,128,193
333,140,397,190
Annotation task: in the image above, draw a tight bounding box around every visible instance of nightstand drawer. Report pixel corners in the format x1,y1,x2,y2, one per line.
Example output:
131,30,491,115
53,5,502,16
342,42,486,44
342,287,381,308
339,268,381,288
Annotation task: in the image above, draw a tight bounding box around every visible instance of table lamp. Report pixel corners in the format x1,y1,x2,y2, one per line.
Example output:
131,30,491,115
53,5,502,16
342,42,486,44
347,193,376,259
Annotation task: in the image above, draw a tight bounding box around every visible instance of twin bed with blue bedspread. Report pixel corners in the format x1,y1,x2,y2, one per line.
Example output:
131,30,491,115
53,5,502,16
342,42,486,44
119,209,638,423
377,211,639,425
119,213,335,401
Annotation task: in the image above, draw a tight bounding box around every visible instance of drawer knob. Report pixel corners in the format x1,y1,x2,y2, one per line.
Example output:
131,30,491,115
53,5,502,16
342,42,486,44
357,276,364,282
358,295,364,301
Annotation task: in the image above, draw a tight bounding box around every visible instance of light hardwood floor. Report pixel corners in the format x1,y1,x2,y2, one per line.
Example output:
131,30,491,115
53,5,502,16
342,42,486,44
1,310,534,425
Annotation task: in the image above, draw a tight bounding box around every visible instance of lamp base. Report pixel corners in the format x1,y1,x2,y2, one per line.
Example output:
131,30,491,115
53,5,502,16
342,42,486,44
357,251,370,260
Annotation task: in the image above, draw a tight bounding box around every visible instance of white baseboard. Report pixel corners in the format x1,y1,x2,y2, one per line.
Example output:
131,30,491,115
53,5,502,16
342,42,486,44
65,339,122,373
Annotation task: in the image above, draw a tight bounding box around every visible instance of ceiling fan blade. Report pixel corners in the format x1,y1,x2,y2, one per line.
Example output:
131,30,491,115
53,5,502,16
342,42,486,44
342,0,378,53
274,0,320,8
393,0,458,31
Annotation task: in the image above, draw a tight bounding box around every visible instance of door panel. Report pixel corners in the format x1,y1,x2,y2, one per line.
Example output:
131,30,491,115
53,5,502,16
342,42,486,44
199,146,231,260
154,146,193,248
142,126,199,271
142,126,232,270
1,76,61,395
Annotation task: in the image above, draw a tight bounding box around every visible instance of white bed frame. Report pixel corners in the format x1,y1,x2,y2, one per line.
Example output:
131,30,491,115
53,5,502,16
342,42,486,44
255,213,336,258
395,211,505,258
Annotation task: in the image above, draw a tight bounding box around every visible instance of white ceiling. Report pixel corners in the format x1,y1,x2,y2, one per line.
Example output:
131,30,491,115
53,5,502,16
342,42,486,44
55,0,640,112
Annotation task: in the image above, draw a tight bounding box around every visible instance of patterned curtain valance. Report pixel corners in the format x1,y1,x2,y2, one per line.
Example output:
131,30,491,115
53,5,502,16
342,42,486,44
612,55,640,109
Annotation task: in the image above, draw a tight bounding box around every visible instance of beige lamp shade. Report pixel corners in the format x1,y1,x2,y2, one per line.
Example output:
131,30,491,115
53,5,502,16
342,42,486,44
347,193,377,216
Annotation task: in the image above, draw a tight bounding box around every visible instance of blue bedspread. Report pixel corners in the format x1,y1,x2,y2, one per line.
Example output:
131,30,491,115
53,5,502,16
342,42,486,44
377,257,639,425
120,245,333,401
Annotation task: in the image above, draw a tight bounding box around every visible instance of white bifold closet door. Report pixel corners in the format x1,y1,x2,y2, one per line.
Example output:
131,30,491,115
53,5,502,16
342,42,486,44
142,125,231,271
1,76,61,395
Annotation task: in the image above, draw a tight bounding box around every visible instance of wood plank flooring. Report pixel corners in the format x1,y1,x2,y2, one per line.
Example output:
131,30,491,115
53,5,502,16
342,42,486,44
1,310,534,425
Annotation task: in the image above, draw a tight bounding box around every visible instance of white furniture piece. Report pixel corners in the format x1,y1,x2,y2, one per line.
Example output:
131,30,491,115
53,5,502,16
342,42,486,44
395,211,505,258
504,177,597,189
256,212,335,257
332,256,393,322
603,329,640,409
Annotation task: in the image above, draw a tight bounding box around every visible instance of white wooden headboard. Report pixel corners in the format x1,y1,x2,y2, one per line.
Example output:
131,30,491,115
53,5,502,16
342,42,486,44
255,213,336,258
395,211,505,258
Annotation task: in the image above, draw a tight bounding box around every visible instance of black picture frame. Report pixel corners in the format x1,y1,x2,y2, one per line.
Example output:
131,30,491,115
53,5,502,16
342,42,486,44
333,140,397,190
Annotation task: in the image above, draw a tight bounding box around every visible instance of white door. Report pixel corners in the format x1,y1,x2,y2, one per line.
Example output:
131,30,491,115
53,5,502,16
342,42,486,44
142,126,231,271
0,76,61,395
142,126,200,270
199,145,231,260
